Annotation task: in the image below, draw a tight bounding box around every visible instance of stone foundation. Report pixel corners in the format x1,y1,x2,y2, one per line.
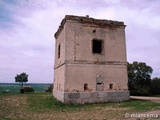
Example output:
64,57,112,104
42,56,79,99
53,90,130,104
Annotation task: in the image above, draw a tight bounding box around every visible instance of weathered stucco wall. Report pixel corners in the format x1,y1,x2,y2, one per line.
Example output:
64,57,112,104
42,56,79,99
53,15,129,104
54,24,66,68
65,20,127,63
65,64,128,92
54,64,65,91
54,24,66,92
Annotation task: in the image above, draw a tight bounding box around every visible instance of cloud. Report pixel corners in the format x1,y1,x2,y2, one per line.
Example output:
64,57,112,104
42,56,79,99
0,0,56,83
0,0,160,83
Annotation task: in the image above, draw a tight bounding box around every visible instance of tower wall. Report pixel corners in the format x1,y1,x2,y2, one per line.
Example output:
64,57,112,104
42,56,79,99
65,64,128,92
53,15,130,104
64,21,127,63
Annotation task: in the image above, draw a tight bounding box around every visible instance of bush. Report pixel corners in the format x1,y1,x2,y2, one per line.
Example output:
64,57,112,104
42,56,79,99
45,84,53,92
2,89,10,93
20,88,24,93
151,77,160,95
23,86,34,92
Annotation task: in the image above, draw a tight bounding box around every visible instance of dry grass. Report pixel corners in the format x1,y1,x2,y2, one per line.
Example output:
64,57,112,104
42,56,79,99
0,92,160,120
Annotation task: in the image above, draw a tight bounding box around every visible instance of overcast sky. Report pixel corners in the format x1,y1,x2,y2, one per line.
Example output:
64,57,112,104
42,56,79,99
0,0,160,83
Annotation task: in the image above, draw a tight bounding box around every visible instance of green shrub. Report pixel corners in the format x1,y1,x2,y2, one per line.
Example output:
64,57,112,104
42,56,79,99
151,77,160,95
23,86,34,92
2,89,10,93
45,84,53,92
20,88,24,93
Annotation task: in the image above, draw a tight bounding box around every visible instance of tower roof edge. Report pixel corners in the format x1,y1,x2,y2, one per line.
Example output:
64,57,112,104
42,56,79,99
54,15,126,39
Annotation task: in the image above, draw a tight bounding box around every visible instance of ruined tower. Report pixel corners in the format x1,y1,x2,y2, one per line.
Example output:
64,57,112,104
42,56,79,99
53,15,130,104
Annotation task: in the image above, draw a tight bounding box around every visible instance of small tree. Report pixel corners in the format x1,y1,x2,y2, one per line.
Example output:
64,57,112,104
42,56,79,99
15,72,28,90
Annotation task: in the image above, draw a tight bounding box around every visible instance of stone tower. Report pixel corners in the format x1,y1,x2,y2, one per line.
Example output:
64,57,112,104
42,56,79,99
53,15,130,104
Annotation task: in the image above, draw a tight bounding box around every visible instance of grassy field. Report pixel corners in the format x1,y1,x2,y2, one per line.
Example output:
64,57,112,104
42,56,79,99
0,92,160,120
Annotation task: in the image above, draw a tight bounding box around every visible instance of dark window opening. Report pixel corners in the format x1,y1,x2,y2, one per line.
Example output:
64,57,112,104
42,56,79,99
109,84,113,89
97,83,102,85
92,40,102,54
58,44,60,58
84,83,88,91
93,30,96,33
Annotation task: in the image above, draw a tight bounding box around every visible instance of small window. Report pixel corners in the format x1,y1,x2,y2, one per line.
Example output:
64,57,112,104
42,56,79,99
84,83,88,91
58,44,60,58
109,84,113,89
97,83,102,85
92,39,103,54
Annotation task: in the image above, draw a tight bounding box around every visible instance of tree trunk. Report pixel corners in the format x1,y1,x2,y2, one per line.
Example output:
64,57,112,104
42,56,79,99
21,82,23,88
20,82,24,93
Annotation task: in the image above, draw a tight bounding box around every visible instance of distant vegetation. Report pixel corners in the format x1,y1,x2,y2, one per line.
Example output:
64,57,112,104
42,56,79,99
15,72,29,93
15,72,28,88
45,84,53,92
151,77,160,95
128,61,160,96
23,86,35,92
0,83,52,93
13,72,53,93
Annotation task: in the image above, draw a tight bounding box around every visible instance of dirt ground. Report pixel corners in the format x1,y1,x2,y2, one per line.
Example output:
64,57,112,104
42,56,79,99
131,96,160,103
